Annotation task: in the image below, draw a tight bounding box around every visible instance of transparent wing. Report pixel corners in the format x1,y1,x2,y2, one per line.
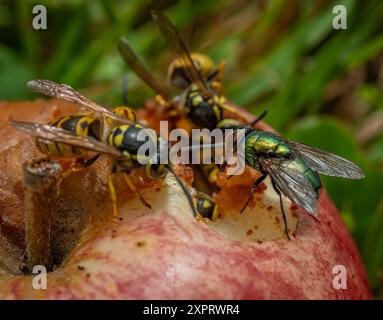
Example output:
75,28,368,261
151,11,253,122
10,120,122,157
151,10,210,95
27,79,134,125
289,141,365,179
118,37,170,100
261,158,319,216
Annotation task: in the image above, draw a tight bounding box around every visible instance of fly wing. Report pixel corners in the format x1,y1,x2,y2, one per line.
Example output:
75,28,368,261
289,141,365,179
151,10,210,95
261,157,319,216
10,120,122,157
27,79,134,125
118,37,170,100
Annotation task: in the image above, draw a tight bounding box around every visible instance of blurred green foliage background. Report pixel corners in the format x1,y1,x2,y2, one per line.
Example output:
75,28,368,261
0,0,382,296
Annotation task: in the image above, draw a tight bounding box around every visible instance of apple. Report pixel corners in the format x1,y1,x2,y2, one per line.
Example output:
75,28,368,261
0,99,371,299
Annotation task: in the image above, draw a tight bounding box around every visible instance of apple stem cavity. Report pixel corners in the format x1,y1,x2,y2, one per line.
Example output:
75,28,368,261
22,158,62,273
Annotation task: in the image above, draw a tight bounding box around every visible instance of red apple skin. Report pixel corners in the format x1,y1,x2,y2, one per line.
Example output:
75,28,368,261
0,192,371,299
0,100,371,300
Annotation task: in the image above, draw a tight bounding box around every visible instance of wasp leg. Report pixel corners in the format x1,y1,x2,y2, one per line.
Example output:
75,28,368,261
208,60,225,83
270,178,291,240
83,154,101,167
219,103,244,119
216,60,226,82
55,154,100,196
240,174,267,213
122,173,152,209
108,173,119,236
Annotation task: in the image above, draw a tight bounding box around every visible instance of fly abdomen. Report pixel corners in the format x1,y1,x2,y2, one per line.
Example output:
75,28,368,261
288,157,322,197
303,165,321,196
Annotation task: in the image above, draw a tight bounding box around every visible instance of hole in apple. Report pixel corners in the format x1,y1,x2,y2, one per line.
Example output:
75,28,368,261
206,178,298,242
125,172,299,244
191,166,298,242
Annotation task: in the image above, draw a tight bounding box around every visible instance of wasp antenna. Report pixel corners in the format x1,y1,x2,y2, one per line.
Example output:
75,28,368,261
122,74,128,106
166,165,198,217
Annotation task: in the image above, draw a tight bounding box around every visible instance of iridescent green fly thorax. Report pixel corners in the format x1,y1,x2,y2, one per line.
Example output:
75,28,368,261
244,129,321,197
245,130,293,167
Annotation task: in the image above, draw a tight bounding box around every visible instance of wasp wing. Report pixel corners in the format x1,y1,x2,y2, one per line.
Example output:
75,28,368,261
151,10,210,95
118,37,170,100
10,120,122,157
261,158,319,216
151,11,251,122
27,79,134,125
288,141,365,179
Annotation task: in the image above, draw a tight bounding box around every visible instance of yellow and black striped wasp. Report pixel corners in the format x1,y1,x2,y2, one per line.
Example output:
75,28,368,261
118,11,246,131
118,11,248,194
26,79,137,179
193,191,219,221
11,80,198,228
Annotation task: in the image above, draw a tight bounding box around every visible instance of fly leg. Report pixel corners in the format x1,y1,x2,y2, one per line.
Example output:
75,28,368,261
270,178,291,240
123,173,152,209
240,174,267,213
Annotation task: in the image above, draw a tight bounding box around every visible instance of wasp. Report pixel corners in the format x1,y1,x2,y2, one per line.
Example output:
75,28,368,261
11,80,198,229
24,80,143,197
193,191,219,221
117,11,246,195
147,12,365,241
216,114,365,239
118,11,245,131
168,52,223,90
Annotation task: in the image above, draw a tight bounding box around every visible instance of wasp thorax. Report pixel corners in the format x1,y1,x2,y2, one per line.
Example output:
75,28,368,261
111,106,137,122
107,124,156,156
168,53,215,89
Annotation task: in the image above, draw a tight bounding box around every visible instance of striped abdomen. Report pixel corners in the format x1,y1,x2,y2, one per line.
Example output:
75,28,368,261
35,115,102,157
185,85,223,130
194,192,218,220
